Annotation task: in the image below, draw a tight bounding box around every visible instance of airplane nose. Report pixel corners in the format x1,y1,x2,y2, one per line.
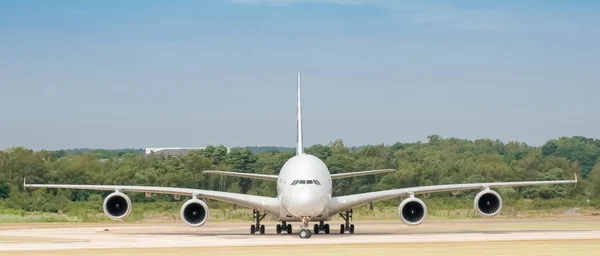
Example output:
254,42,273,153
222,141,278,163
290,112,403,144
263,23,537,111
287,188,326,217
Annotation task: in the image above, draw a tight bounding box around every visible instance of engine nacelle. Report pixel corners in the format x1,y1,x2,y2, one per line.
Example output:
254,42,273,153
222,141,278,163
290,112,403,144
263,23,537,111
398,197,427,226
474,189,503,217
180,198,209,227
103,192,132,220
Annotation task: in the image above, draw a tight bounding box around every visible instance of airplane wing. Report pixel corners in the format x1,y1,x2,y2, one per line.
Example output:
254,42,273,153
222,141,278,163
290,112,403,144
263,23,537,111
23,181,280,215
201,170,278,181
330,169,396,179
327,174,578,215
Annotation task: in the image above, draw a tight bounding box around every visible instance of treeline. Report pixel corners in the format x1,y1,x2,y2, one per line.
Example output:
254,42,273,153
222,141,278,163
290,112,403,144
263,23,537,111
48,148,144,159
1,135,600,217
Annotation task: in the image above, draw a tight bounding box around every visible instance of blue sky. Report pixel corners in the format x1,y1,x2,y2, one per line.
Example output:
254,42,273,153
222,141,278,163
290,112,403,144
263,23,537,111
1,0,599,150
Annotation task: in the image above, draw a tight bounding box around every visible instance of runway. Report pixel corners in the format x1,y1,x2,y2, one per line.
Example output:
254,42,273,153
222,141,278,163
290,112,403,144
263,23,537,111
1,217,600,252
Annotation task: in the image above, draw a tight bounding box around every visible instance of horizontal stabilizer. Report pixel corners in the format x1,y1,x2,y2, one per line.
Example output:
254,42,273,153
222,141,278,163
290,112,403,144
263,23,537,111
331,169,396,179
202,170,278,181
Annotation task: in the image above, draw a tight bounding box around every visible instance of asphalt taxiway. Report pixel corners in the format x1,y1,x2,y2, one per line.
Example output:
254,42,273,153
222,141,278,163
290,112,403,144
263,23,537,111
1,218,600,252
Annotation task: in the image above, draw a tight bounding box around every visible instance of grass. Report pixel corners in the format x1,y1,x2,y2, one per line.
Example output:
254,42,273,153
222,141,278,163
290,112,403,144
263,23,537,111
0,214,84,223
0,240,598,256
0,205,596,224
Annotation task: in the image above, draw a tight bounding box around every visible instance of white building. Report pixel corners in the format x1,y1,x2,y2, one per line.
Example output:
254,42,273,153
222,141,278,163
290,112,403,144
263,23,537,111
145,147,230,156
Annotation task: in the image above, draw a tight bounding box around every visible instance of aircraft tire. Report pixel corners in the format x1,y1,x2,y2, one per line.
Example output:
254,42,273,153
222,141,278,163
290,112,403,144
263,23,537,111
299,229,312,239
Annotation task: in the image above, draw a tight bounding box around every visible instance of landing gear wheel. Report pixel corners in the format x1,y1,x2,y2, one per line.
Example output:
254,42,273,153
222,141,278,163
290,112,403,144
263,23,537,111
250,209,266,235
277,222,292,235
339,209,355,234
299,216,312,239
299,229,312,239
314,221,330,234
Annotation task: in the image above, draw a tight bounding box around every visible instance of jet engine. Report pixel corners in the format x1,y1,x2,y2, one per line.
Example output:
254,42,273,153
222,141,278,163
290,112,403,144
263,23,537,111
103,192,132,220
180,198,209,227
474,189,502,217
398,196,427,225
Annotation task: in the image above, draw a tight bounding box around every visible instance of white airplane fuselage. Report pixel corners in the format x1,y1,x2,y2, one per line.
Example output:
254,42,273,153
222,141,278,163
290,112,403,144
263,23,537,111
276,154,332,221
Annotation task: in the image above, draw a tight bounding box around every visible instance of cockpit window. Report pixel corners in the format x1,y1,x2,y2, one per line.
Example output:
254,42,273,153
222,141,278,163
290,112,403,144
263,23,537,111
291,179,322,185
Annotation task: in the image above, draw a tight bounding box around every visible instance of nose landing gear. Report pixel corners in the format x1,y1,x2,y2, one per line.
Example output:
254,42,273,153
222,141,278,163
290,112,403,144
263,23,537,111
299,228,312,238
298,216,312,239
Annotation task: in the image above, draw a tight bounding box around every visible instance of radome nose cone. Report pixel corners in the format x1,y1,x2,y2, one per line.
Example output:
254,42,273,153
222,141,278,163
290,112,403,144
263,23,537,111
287,188,325,217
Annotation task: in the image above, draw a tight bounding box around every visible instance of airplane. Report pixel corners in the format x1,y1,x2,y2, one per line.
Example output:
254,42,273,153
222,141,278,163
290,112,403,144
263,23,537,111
24,73,578,239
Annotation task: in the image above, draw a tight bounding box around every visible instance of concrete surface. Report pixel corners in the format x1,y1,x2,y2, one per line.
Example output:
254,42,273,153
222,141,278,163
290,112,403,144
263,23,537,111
1,218,599,252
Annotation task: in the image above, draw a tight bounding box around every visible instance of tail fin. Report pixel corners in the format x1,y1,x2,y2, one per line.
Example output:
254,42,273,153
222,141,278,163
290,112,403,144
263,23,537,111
296,72,304,155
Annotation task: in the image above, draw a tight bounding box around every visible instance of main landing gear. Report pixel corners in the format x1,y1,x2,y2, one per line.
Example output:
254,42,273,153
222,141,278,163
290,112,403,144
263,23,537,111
298,216,312,239
276,221,292,234
339,209,355,234
313,221,330,234
250,209,266,234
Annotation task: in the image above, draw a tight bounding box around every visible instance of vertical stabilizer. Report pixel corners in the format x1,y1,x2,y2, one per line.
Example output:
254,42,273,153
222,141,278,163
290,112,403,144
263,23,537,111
296,73,304,155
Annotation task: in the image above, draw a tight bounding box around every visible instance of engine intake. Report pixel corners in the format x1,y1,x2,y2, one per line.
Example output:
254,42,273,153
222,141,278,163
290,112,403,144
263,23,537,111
398,197,427,225
180,199,209,227
103,192,132,220
474,189,502,217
